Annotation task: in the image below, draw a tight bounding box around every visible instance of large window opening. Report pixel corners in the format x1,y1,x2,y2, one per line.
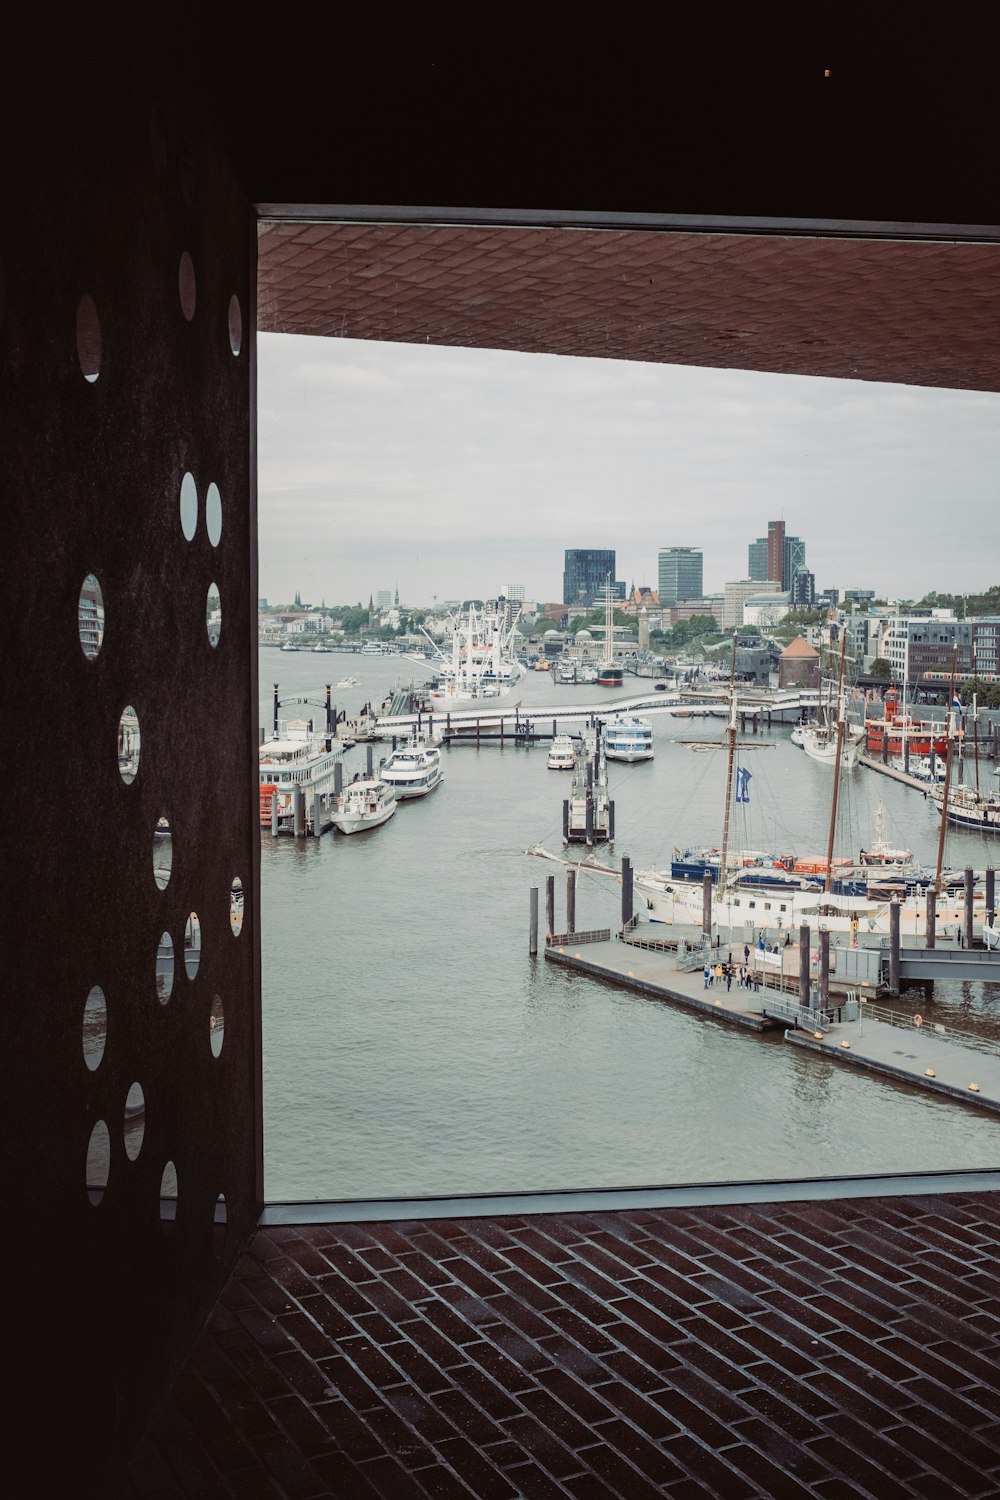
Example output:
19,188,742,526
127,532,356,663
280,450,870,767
256,219,1000,1203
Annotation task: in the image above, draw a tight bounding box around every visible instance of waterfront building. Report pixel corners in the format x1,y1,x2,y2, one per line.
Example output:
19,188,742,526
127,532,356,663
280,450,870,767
500,582,525,602
844,588,876,607
748,537,768,581
78,575,105,660
657,546,703,606
563,548,616,607
723,577,779,630
743,591,790,627
879,613,1000,684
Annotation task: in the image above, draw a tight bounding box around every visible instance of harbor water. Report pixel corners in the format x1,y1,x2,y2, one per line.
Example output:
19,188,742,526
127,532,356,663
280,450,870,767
260,650,1000,1201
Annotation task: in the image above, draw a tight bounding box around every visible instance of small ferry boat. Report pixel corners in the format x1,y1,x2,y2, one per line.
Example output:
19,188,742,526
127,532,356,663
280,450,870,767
603,716,654,764
379,737,443,799
547,734,576,770
865,687,949,760
330,774,397,834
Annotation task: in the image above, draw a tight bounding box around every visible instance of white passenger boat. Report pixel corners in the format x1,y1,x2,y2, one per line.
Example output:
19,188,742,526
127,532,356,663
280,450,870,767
379,737,443,799
547,734,576,770
800,720,864,770
330,774,397,834
420,597,524,709
603,716,654,764
258,719,343,829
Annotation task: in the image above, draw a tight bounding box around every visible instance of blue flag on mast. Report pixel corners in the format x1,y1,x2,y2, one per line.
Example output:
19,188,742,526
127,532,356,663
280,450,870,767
735,766,752,803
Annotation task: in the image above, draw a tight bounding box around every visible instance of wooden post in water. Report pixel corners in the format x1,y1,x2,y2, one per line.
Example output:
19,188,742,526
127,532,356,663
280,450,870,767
702,871,713,943
313,793,322,837
903,736,909,775
585,794,594,845
567,869,576,933
888,899,900,995
621,855,633,928
270,791,279,838
608,800,615,840
325,685,332,734
293,784,304,838
366,745,373,777
926,887,936,948
986,868,996,928
529,888,538,954
545,875,555,938
964,867,975,948
273,683,279,734
819,929,830,1009
882,731,888,765
799,924,810,1010
562,800,569,843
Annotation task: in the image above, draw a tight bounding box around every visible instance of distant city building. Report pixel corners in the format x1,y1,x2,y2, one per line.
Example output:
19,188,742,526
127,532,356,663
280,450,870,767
750,522,806,590
877,613,1000,683
78,576,105,660
747,538,768,581
258,597,268,609
563,548,616,607
790,568,816,607
843,588,876,607
744,591,791,627
723,578,779,630
376,590,392,609
500,582,525,602
818,587,840,609
658,547,703,607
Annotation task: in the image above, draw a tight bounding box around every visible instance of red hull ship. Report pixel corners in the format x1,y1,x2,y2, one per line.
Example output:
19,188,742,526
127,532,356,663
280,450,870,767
865,687,950,759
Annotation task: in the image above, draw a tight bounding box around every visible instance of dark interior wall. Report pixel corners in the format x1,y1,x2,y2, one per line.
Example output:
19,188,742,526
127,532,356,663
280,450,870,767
2,67,259,1479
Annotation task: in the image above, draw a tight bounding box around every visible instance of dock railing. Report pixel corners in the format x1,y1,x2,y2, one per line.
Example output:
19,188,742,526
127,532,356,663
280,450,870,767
855,1000,1000,1059
546,928,612,948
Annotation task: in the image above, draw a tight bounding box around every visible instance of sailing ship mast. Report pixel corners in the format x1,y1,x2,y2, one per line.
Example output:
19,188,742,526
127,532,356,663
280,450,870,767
718,632,739,887
934,647,958,895
823,629,849,895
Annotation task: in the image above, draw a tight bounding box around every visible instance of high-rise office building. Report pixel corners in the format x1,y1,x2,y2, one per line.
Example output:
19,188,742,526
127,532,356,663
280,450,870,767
748,538,768,581
563,549,616,607
657,547,703,606
751,522,806,590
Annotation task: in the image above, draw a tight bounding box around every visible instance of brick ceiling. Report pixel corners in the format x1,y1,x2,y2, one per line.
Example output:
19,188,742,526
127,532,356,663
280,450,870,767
258,222,1000,392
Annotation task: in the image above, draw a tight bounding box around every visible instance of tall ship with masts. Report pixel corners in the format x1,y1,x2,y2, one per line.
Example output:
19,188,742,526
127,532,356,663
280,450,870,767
419,597,524,710
596,573,625,687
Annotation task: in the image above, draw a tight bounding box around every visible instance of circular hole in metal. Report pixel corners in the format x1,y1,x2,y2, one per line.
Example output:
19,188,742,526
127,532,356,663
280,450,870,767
76,294,102,382
206,482,222,547
178,251,197,321
229,876,244,936
214,1193,228,1258
210,994,224,1057
207,583,221,647
83,986,107,1071
156,932,174,1002
153,816,172,890
228,294,242,356
78,573,105,660
184,912,201,979
124,1082,145,1161
179,470,198,541
118,706,141,784
160,1160,178,1232
86,1119,111,1205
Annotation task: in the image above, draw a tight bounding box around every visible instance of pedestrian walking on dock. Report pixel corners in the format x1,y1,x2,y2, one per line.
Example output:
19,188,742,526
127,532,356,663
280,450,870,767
703,962,711,989
744,943,750,965
725,966,733,992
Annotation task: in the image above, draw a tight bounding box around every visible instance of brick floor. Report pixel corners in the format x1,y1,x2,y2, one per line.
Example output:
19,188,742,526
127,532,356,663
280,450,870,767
127,1193,1000,1498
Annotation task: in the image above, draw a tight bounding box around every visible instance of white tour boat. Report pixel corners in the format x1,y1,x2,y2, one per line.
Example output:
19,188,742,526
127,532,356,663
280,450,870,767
603,716,654,764
330,774,397,834
547,734,576,770
379,737,443,799
258,719,343,829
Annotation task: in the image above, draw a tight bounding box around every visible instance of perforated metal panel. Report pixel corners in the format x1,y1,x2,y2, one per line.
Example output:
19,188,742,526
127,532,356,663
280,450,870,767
1,93,259,1469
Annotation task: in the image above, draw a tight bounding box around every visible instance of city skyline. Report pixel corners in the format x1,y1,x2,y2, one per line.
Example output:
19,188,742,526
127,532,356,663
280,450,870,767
258,333,1000,607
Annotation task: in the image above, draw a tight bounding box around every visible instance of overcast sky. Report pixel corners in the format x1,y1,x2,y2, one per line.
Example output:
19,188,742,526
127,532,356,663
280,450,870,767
258,332,999,610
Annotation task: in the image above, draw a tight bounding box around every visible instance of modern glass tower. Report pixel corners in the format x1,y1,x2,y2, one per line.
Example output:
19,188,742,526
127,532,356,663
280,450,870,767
658,547,703,606
563,548,616,607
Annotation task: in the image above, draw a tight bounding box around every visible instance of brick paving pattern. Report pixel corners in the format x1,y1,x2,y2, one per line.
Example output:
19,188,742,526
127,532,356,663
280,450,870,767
129,1192,1000,1497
